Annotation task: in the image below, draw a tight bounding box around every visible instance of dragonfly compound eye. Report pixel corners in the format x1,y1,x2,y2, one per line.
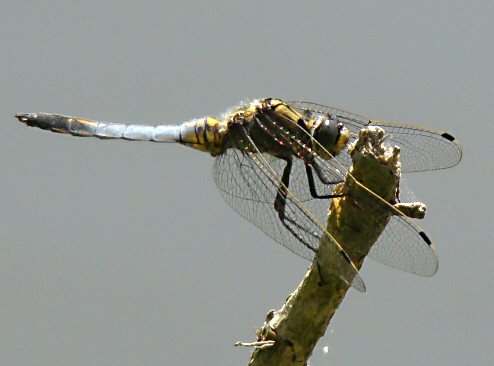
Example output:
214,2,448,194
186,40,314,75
314,118,340,149
313,117,350,159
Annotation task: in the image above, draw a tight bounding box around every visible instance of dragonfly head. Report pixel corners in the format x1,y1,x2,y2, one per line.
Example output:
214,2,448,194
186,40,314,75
313,116,350,159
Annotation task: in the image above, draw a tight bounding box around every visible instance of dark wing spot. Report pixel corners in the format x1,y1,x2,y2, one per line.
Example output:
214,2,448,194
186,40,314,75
441,132,456,141
419,231,432,246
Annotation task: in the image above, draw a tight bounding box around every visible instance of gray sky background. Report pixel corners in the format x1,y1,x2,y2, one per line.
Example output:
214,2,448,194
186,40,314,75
1,1,492,365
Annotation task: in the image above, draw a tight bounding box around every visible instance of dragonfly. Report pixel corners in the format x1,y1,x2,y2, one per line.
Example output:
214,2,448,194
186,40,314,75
15,98,462,292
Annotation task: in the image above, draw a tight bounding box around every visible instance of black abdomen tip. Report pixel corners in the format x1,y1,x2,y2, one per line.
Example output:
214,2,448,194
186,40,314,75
14,112,69,131
15,113,33,125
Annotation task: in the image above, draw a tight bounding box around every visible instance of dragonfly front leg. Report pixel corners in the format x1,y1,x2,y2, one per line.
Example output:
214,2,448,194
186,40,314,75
305,162,344,199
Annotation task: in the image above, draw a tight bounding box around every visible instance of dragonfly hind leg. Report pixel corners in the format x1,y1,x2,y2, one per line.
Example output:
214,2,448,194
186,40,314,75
274,157,292,220
274,157,319,252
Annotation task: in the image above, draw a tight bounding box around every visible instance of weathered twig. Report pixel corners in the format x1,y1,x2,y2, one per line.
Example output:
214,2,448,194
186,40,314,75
247,126,425,366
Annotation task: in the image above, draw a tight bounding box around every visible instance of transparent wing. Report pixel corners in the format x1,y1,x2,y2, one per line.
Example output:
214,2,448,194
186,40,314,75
274,183,438,276
284,159,438,276
267,103,439,276
287,101,463,172
212,122,365,291
369,216,437,276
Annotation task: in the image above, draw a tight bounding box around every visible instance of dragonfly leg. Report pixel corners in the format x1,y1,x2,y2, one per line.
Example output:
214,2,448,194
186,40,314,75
274,157,292,220
305,163,344,199
274,158,319,252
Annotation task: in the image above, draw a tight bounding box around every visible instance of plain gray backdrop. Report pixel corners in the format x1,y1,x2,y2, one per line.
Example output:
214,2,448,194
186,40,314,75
1,1,492,365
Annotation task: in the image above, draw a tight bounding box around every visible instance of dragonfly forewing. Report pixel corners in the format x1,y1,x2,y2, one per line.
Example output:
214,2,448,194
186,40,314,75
288,101,463,172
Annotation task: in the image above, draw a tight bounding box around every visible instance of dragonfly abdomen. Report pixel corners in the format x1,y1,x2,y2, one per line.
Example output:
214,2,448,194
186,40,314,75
15,113,181,141
15,113,227,154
